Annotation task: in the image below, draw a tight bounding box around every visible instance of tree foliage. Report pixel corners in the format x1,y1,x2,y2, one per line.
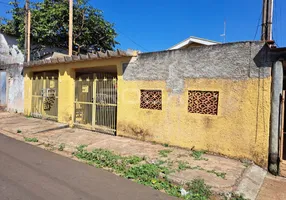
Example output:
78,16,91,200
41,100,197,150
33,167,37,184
0,0,118,56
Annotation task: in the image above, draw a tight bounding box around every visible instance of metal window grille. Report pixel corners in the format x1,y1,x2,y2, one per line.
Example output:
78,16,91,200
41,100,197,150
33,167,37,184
188,91,219,115
140,90,162,110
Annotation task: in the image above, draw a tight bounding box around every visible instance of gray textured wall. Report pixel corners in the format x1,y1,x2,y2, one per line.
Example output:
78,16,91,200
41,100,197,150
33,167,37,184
0,33,24,112
123,42,271,93
0,33,24,65
0,64,24,113
6,64,24,113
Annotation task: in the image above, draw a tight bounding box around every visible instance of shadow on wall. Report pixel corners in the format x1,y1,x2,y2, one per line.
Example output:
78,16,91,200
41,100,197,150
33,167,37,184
253,44,273,68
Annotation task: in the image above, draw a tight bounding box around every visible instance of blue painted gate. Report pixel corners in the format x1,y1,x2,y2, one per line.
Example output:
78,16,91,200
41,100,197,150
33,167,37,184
0,71,7,106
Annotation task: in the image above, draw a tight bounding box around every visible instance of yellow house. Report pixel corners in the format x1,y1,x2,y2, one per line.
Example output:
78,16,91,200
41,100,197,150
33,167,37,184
24,50,134,132
23,42,286,175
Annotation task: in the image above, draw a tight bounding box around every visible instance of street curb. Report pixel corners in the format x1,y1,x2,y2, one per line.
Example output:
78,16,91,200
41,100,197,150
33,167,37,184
236,165,267,200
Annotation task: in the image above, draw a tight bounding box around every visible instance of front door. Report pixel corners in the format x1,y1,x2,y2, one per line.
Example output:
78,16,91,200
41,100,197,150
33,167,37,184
31,71,58,120
74,73,117,135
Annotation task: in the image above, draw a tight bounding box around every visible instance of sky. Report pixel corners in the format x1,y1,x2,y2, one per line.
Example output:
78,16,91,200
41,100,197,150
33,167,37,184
0,0,285,52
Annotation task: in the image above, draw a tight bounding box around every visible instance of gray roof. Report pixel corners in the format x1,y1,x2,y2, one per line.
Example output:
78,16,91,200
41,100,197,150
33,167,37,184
24,49,134,68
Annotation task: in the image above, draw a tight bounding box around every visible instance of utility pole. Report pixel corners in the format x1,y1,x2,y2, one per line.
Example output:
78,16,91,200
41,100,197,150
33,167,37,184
261,0,274,41
24,0,31,62
69,0,73,56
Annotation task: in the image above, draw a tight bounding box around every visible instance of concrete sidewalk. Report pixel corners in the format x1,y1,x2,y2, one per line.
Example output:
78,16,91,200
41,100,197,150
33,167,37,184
0,111,276,199
257,174,286,200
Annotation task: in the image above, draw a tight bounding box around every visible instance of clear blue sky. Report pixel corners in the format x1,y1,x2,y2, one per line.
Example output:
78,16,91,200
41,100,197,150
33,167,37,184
0,0,285,52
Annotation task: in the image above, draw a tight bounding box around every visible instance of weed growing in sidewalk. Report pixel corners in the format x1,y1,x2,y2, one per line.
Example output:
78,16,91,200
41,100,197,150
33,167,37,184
73,145,144,174
24,137,38,142
206,170,226,179
191,150,208,161
189,165,226,179
73,145,217,199
178,161,190,171
185,179,212,200
221,192,249,200
58,143,65,151
73,145,239,199
158,149,172,157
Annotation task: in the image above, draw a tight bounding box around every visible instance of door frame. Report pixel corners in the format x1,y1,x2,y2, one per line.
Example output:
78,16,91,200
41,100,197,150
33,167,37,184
31,71,59,120
74,73,117,135
280,91,285,160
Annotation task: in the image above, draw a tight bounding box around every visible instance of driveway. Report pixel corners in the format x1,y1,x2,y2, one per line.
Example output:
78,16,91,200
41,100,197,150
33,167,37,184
0,133,175,200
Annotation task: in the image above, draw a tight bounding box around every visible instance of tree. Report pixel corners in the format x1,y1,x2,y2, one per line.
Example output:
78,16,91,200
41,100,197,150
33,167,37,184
0,0,118,57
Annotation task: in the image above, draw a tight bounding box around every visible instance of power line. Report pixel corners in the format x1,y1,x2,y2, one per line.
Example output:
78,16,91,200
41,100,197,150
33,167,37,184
253,11,262,40
86,1,148,52
273,0,278,45
115,27,149,52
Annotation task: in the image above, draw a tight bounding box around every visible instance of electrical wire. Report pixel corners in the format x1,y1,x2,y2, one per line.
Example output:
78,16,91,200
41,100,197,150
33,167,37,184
253,11,262,41
115,27,149,52
87,1,148,52
273,0,279,46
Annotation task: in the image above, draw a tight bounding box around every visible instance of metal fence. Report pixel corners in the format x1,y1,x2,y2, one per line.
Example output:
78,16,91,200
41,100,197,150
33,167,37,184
31,71,58,119
74,73,117,134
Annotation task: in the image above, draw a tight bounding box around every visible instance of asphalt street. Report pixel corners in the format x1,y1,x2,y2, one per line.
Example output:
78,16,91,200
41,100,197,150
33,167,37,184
0,133,175,200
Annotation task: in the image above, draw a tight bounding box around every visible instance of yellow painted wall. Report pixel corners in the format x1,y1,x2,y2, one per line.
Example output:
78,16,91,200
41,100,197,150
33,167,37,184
117,77,272,168
23,56,271,167
23,69,33,115
24,58,130,125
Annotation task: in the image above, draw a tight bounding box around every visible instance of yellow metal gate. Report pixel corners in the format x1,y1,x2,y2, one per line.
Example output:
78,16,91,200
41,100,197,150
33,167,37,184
31,71,58,120
74,73,117,134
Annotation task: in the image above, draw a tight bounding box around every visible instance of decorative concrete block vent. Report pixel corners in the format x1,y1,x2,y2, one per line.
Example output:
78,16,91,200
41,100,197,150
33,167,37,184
188,91,219,115
140,90,162,110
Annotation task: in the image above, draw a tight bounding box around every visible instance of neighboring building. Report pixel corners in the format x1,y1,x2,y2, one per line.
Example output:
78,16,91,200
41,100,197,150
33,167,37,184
22,41,286,177
0,33,24,64
168,36,220,50
0,33,68,112
0,33,24,112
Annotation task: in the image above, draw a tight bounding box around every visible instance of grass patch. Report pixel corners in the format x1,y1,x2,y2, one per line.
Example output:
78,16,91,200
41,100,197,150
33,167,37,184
163,143,169,147
73,145,233,199
191,150,208,161
58,143,65,151
73,145,144,174
158,149,172,157
185,179,212,200
206,170,226,179
24,137,38,142
178,161,190,171
222,192,249,200
73,145,216,199
189,166,226,179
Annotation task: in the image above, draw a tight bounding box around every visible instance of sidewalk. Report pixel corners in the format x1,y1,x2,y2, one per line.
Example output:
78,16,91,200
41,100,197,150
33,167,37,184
257,174,286,200
0,111,277,199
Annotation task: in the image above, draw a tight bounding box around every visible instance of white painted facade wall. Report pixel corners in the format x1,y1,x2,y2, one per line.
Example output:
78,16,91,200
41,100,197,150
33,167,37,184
0,33,24,112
